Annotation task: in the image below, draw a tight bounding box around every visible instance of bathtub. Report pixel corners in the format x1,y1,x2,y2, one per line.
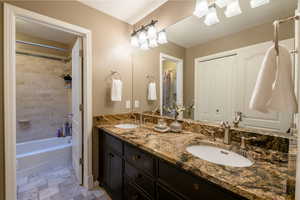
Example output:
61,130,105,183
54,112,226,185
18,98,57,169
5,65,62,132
16,136,72,176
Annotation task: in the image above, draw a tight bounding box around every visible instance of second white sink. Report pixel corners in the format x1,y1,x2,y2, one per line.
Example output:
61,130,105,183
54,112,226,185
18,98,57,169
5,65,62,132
186,145,253,167
115,123,138,129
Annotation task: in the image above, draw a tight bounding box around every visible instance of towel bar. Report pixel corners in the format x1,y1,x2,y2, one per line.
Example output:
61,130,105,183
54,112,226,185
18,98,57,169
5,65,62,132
273,15,299,56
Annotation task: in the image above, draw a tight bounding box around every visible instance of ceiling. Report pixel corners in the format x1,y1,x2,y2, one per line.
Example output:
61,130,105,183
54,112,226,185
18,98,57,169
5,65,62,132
16,18,77,45
167,0,297,48
78,0,168,25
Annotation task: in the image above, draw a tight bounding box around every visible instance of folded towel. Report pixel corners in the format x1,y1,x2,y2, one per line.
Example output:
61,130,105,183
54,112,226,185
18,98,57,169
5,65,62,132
249,45,297,113
148,82,157,101
111,79,122,101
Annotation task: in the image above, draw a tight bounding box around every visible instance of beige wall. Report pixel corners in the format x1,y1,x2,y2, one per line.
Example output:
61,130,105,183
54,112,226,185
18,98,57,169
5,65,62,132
0,3,4,200
132,42,185,112
135,0,194,31
8,0,133,116
184,22,294,107
1,1,134,195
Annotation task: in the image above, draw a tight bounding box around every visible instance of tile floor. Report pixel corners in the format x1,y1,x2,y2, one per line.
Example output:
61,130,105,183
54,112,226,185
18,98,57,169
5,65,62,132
17,166,111,200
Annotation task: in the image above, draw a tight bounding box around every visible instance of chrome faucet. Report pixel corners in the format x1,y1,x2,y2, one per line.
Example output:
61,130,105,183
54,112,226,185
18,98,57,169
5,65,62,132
220,121,231,145
233,111,243,128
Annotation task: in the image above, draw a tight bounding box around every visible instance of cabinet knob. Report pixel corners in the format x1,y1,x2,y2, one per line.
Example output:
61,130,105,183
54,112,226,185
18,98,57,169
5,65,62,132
193,183,200,190
132,155,141,161
109,153,114,158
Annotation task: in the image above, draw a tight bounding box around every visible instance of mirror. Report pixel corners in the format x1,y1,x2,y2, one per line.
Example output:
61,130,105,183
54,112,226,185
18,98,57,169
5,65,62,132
132,0,297,133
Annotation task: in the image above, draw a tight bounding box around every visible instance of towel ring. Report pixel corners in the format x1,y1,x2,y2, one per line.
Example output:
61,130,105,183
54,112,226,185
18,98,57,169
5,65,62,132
146,74,155,82
110,70,122,80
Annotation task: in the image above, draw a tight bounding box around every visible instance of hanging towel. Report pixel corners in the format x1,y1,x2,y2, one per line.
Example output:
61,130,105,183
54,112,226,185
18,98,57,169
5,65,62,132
111,79,122,101
148,82,157,101
249,45,298,113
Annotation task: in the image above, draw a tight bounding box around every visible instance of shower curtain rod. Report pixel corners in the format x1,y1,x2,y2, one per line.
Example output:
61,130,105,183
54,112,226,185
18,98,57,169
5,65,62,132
16,51,69,62
16,40,68,52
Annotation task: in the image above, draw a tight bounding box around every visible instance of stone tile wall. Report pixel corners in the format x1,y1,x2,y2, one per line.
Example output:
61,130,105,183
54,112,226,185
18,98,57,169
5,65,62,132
16,54,71,143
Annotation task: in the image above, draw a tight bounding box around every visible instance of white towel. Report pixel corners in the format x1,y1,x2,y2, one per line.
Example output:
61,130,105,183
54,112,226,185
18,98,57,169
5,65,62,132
249,45,298,113
111,79,122,101
148,82,157,101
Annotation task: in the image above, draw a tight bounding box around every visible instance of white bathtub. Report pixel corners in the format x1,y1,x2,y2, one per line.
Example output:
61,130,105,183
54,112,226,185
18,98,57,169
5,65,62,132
16,136,72,176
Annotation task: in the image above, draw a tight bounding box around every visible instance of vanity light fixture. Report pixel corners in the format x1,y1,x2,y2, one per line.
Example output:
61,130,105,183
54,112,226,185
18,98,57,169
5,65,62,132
130,34,139,47
138,30,147,44
250,0,270,8
149,38,158,48
157,30,168,44
215,0,227,8
131,20,166,50
224,0,242,18
147,25,157,39
204,6,220,26
194,0,270,26
140,40,150,50
193,0,209,18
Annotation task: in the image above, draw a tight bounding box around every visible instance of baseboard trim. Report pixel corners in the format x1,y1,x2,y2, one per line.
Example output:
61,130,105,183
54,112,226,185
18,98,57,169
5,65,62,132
85,174,94,189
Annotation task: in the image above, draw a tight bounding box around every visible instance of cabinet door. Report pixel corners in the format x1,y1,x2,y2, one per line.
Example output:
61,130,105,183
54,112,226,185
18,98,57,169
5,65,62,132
103,149,123,200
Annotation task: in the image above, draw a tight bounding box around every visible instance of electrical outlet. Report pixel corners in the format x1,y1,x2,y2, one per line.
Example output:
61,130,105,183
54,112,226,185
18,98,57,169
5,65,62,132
126,100,131,109
134,100,140,108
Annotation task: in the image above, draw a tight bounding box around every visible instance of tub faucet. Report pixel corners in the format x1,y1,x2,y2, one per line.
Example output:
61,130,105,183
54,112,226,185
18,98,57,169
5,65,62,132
220,121,231,145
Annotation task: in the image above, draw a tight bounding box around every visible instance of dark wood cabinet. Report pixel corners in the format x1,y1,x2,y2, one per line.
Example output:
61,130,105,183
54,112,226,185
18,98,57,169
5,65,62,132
102,134,123,200
157,184,184,200
99,129,247,200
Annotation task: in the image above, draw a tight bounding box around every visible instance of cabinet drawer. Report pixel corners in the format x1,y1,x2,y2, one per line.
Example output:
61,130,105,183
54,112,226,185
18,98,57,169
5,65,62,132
157,184,184,200
104,133,122,155
124,144,155,176
124,180,152,200
125,162,155,198
158,160,246,200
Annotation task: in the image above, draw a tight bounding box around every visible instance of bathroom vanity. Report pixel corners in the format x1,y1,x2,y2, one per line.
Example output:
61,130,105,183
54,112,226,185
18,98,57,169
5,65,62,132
96,115,295,200
99,129,246,200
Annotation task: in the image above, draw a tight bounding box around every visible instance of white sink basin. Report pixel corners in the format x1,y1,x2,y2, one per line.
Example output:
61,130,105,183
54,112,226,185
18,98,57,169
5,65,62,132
115,123,138,129
186,145,253,167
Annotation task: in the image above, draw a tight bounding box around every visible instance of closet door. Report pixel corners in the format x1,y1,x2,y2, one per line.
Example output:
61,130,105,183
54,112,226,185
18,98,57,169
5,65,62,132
195,55,236,123
236,40,294,132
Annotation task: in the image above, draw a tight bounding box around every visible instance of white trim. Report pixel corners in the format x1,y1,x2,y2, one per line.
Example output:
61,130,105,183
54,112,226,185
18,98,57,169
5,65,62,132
295,8,300,200
159,53,183,117
4,4,93,200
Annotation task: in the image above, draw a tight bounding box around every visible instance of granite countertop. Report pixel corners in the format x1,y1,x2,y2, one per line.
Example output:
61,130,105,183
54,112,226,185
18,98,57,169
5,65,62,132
97,122,295,200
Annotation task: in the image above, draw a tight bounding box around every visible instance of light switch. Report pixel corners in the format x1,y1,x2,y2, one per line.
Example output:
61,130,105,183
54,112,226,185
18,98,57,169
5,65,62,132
126,100,131,109
134,100,140,108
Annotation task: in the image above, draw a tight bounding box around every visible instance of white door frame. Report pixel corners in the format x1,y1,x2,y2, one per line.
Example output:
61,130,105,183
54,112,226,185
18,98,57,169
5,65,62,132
4,4,93,200
159,53,183,116
293,1,300,198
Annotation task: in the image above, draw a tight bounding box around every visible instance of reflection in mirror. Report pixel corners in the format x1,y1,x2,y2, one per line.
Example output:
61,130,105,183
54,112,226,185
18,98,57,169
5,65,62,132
132,0,297,133
160,54,183,118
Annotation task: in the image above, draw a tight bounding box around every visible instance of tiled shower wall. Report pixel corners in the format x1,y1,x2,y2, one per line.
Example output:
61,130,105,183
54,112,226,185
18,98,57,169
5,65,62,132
16,54,71,143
